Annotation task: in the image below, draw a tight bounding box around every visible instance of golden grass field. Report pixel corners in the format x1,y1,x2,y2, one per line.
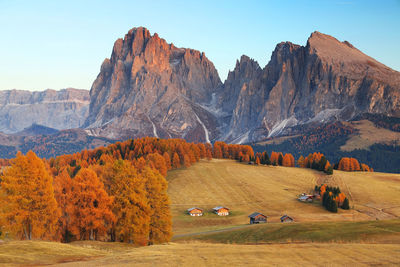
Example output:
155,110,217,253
167,159,400,235
1,159,400,266
341,120,400,151
1,240,400,266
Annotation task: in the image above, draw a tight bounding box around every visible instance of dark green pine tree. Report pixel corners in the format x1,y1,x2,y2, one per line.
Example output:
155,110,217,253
322,192,329,208
341,198,350,210
278,154,283,166
318,156,327,171
325,166,333,175
327,195,338,213
263,152,271,165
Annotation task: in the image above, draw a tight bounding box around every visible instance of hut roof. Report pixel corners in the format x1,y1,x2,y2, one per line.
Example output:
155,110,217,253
248,212,267,218
213,206,229,211
280,215,293,220
187,207,203,212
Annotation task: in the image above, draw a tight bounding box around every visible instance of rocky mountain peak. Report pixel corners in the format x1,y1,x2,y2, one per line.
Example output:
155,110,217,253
218,31,400,143
85,27,221,142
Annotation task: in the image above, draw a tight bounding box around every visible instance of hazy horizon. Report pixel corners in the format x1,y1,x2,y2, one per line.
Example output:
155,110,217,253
1,0,399,91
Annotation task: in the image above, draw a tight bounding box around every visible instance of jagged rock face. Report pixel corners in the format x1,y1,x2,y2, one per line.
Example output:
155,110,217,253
220,31,400,143
0,88,89,134
84,27,222,141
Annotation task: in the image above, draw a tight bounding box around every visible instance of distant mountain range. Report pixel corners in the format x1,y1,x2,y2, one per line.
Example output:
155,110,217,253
0,88,89,134
1,27,399,169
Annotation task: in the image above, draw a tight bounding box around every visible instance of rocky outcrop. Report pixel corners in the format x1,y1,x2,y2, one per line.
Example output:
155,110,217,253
84,27,222,142
219,31,400,143
4,29,397,146
0,88,89,133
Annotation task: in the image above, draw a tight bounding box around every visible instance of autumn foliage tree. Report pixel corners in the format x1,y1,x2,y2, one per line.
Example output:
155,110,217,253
337,157,372,172
282,153,295,167
0,151,60,240
53,169,74,242
315,184,349,212
69,168,115,241
141,166,172,244
100,160,151,244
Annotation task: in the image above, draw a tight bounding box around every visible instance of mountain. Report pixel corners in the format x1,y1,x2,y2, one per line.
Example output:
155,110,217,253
84,27,221,142
15,124,59,136
0,128,115,159
1,28,399,166
219,31,400,143
0,88,89,134
84,28,400,145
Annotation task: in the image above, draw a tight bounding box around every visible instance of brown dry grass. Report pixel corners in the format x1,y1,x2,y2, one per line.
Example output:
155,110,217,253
2,160,400,266
2,241,399,266
167,159,388,235
341,120,400,151
319,169,400,220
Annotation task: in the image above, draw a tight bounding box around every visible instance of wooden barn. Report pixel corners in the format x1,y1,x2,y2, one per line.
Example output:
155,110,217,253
213,206,229,216
248,212,267,224
187,207,203,216
280,215,294,223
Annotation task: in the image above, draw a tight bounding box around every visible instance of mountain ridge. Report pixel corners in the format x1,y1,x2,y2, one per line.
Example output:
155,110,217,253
217,31,400,143
0,28,399,155
0,88,90,134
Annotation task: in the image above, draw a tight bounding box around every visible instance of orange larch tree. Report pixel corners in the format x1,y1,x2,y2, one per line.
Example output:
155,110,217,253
101,160,151,245
53,169,74,242
172,153,181,169
142,167,172,244
69,168,115,241
0,151,60,240
338,157,351,171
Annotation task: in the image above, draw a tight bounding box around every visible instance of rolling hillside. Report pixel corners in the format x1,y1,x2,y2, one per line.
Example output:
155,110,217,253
1,159,400,266
167,159,400,235
1,240,399,266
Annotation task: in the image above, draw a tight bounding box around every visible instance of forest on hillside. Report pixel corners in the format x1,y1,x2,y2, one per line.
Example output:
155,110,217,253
0,137,374,245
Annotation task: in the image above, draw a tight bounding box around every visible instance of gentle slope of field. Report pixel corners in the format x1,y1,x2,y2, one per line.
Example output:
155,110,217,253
1,241,400,266
2,159,400,266
341,120,400,151
175,220,400,244
167,159,400,235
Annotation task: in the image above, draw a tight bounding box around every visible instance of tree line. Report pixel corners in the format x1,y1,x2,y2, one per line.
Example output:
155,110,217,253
0,138,255,244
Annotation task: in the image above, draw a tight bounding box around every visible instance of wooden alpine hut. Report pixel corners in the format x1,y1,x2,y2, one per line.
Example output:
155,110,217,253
213,206,230,216
280,215,294,223
248,212,268,224
187,207,203,216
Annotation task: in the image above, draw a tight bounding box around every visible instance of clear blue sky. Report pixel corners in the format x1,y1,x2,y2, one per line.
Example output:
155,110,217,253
1,0,399,91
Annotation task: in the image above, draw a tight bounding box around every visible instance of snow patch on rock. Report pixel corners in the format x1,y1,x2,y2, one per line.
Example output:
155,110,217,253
268,117,298,138
307,109,342,123
194,112,210,143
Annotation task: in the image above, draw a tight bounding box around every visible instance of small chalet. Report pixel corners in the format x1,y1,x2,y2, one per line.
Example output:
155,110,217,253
248,212,268,224
298,193,314,202
187,207,203,216
213,206,229,216
280,215,294,223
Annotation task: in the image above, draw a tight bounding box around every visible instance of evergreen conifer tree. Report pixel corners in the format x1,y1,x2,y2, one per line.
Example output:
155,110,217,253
278,154,283,166
342,198,350,210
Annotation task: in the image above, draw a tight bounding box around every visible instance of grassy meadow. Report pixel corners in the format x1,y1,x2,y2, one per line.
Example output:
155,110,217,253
0,240,399,266
167,159,400,235
1,159,400,266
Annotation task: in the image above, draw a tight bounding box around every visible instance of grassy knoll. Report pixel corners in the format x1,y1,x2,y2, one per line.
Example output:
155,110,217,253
326,168,400,219
175,219,400,244
167,159,400,235
0,240,106,265
2,159,400,266
0,240,399,266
